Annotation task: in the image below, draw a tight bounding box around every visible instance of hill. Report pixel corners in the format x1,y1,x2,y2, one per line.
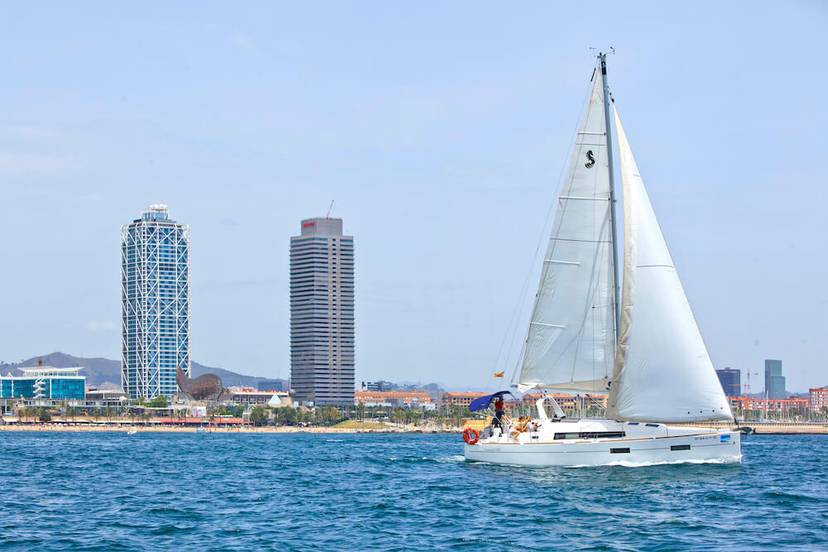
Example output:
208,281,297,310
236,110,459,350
0,352,284,390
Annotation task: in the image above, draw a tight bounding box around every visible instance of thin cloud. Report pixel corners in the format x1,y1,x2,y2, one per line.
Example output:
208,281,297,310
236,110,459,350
0,151,82,175
231,32,256,51
86,320,117,332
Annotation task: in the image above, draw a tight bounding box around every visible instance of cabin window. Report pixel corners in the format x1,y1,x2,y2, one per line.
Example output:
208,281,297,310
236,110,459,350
671,444,691,451
610,448,631,454
553,431,626,440
645,423,660,428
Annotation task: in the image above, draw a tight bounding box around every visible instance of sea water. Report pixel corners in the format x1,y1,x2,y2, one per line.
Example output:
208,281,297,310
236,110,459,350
0,432,825,550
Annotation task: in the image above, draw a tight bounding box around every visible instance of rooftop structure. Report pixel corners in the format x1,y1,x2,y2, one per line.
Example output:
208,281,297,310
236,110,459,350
19,367,82,378
362,380,395,392
257,379,288,392
85,387,128,398
290,217,355,405
355,390,433,408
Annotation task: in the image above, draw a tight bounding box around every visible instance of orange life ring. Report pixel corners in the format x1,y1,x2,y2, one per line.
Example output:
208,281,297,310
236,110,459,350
462,427,479,445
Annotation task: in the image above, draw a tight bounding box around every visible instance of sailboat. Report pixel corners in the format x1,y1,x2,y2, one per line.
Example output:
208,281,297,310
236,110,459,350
464,53,741,466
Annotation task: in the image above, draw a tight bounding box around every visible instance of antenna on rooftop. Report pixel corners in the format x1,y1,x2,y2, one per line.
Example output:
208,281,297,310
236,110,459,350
326,200,335,218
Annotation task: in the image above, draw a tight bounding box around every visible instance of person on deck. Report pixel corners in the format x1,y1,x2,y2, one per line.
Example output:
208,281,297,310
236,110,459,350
493,396,506,431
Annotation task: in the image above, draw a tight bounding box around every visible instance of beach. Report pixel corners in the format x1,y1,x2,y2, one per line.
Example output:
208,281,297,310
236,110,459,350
0,421,457,434
2,420,826,434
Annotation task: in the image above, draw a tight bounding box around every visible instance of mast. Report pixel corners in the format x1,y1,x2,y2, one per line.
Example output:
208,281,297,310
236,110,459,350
599,52,621,343
514,57,619,393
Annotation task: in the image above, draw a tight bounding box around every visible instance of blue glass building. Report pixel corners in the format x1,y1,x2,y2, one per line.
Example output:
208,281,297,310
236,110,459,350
0,367,85,400
715,368,741,397
121,204,190,399
764,359,786,400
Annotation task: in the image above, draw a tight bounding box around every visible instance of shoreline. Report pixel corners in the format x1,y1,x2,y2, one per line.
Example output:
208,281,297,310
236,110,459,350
1,421,827,434
685,421,828,435
0,423,458,434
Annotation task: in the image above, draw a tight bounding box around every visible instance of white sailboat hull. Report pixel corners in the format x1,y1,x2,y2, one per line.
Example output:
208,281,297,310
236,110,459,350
463,420,741,467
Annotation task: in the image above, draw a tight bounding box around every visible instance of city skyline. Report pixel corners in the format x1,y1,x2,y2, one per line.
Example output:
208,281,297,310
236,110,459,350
0,3,826,391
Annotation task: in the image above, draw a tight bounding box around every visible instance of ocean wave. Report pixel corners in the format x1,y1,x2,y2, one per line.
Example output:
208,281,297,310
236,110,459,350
566,456,743,468
435,455,465,464
1,432,825,550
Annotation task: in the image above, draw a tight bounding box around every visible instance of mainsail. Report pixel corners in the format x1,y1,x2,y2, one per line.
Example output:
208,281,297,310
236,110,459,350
515,69,616,393
607,106,733,422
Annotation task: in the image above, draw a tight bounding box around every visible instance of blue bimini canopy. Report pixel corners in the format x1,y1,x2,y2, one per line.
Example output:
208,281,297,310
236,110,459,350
469,391,514,412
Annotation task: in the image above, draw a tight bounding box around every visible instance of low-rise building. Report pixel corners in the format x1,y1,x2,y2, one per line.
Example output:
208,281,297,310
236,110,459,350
522,393,608,412
0,366,85,400
362,380,395,392
729,396,809,416
225,386,288,405
85,387,128,407
355,390,433,409
155,416,245,426
441,392,489,408
809,387,828,412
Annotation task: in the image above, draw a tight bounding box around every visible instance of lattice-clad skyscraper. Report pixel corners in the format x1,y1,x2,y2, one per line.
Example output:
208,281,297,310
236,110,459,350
290,217,355,405
121,204,190,399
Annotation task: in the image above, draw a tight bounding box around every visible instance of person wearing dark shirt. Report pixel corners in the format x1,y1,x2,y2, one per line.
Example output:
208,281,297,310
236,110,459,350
493,397,505,431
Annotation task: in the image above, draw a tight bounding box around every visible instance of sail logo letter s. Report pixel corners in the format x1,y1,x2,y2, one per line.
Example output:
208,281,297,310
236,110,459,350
585,150,595,168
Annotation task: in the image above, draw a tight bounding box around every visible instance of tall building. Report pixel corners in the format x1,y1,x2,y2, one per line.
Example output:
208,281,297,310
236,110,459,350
764,359,786,400
290,217,354,405
715,368,741,397
121,204,190,399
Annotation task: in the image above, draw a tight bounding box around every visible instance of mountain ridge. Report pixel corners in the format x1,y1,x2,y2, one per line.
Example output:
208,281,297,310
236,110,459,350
0,352,285,389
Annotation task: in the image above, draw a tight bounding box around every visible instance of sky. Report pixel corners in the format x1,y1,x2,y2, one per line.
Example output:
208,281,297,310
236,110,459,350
0,2,826,392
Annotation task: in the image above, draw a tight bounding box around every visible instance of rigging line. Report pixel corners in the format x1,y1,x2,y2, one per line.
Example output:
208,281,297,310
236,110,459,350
518,117,610,391
510,340,528,387
546,211,613,383
497,228,547,379
580,216,613,390
544,79,603,269
516,156,609,381
504,77,595,384
550,237,612,244
568,213,610,378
